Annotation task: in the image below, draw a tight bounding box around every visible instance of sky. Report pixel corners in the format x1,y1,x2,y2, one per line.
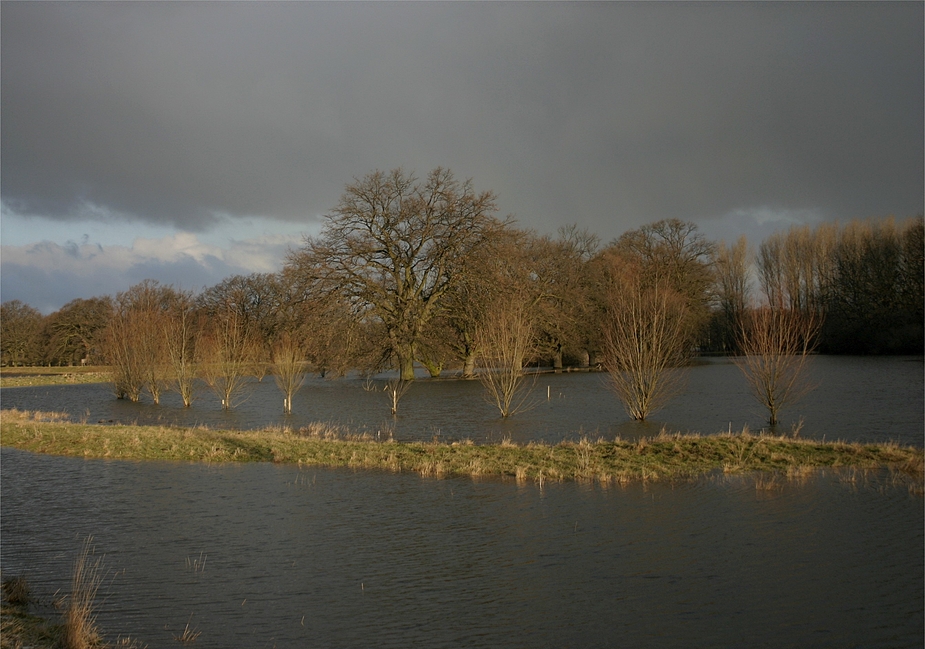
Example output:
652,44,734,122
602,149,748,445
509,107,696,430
2,1,922,313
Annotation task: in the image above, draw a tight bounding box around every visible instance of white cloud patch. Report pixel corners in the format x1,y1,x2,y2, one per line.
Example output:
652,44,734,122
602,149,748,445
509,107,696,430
698,205,829,247
0,232,301,313
727,206,827,229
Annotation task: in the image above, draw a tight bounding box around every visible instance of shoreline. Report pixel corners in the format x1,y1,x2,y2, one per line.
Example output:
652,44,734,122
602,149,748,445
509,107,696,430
2,410,921,490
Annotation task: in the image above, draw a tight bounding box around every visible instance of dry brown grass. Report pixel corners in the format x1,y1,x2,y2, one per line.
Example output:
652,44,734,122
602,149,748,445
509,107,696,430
0,368,109,388
1,576,31,607
2,412,922,491
1,604,62,649
0,552,145,649
173,615,201,644
1,408,71,423
754,472,783,491
62,537,105,649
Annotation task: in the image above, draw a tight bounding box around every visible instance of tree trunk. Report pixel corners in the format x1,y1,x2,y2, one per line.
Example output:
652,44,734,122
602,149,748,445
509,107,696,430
462,352,476,378
420,357,443,378
578,350,590,368
398,352,416,381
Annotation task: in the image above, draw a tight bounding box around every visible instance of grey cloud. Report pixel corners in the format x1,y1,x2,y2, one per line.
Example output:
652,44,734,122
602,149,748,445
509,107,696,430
2,2,922,240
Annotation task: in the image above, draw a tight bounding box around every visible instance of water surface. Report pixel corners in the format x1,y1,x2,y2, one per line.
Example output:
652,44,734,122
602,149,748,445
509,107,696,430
2,356,921,446
3,356,921,647
1,448,921,648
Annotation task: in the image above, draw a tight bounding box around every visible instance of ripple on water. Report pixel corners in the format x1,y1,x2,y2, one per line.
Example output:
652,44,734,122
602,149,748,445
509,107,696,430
2,356,923,446
1,447,922,648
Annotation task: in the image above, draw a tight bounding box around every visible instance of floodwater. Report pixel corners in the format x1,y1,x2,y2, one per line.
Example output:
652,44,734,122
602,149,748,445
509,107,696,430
1,356,922,446
1,355,922,647
1,448,922,648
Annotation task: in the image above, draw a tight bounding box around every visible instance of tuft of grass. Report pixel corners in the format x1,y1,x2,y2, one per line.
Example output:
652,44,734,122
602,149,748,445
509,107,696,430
0,552,146,649
786,464,815,483
2,575,31,607
1,602,63,649
754,472,783,491
62,537,105,649
514,465,528,484
185,553,207,574
173,615,201,644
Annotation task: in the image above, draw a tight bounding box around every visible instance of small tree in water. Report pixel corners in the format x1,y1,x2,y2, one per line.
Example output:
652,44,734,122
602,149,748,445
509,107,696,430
272,333,307,415
736,306,819,427
201,309,258,410
475,295,539,418
384,377,412,416
163,291,201,407
602,282,691,422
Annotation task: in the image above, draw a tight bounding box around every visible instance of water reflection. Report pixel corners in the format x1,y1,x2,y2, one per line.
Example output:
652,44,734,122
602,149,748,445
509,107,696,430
2,356,921,446
2,448,921,648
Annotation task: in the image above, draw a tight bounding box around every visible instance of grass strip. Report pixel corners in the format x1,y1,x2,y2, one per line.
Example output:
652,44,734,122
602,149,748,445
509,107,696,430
2,409,922,489
1,367,110,388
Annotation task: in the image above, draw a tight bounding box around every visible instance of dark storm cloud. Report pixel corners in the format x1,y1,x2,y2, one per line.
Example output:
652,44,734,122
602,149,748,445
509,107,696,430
2,2,921,238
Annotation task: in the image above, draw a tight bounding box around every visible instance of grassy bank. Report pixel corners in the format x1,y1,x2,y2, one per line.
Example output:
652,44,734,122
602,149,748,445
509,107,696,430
1,366,110,388
2,409,921,489
0,602,62,649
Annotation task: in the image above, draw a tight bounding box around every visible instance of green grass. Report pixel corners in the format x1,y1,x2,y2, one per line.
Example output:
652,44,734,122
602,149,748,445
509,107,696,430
2,409,921,489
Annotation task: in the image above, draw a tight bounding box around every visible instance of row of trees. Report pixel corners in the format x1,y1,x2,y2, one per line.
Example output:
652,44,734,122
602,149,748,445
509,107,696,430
2,168,921,422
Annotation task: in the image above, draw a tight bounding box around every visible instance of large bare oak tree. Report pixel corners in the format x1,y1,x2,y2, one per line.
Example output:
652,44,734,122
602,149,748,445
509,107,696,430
287,167,503,380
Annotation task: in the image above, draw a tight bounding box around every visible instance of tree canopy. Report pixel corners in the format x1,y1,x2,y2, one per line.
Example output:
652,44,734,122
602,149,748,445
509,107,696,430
286,167,505,380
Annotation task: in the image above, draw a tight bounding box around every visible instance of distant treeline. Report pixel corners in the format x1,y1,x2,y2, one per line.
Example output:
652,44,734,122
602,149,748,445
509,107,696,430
2,169,922,379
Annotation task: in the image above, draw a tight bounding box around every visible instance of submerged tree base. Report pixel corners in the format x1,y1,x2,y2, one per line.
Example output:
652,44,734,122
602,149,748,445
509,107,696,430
1,409,922,490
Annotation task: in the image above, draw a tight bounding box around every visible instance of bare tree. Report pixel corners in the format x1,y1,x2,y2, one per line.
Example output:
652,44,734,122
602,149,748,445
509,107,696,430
439,227,531,378
383,377,413,416
711,235,751,353
199,273,285,379
272,333,307,415
163,291,201,407
825,216,922,353
736,306,820,427
0,300,44,366
529,230,597,371
475,294,539,418
103,303,146,402
40,297,113,366
610,219,715,334
128,282,174,404
552,224,600,368
104,282,174,402
286,167,503,380
757,223,837,314
601,265,692,422
200,309,258,410
279,267,371,378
